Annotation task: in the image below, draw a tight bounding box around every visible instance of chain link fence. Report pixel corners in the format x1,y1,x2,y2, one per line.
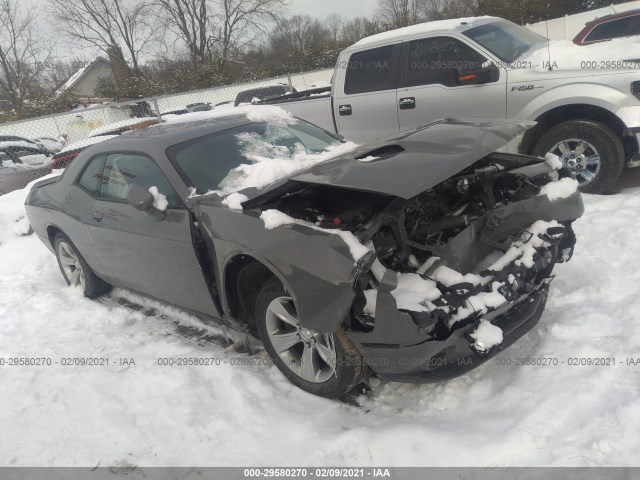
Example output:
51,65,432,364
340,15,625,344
0,68,333,196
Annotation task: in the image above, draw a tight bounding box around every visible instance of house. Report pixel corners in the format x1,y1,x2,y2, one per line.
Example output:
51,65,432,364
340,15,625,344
56,57,115,100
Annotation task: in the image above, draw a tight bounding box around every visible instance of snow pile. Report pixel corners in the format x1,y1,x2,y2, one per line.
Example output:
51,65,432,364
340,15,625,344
450,284,508,325
539,178,579,202
363,289,378,316
358,156,380,163
245,106,296,126
469,319,504,352
260,209,369,262
392,273,442,312
221,192,248,211
390,220,564,324
520,38,640,72
545,153,563,170
148,186,168,211
2,180,640,466
217,129,357,194
488,220,562,271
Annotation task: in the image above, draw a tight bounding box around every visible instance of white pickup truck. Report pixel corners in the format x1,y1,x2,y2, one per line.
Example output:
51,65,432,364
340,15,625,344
265,16,640,194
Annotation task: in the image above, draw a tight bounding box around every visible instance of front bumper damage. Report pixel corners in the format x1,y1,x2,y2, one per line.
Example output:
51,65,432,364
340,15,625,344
347,190,583,382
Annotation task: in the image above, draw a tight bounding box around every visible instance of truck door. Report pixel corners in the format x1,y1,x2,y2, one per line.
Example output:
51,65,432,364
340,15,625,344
333,44,402,144
396,36,507,131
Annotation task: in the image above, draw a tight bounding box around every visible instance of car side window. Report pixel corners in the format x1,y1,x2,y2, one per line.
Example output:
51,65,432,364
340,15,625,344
77,155,106,195
345,45,398,94
406,37,487,87
100,153,181,208
584,16,640,42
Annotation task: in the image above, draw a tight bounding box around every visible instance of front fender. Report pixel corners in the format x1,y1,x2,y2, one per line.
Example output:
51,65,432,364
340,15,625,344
197,203,360,333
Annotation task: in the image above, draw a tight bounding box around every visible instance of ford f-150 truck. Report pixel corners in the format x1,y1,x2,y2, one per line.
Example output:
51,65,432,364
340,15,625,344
264,16,640,194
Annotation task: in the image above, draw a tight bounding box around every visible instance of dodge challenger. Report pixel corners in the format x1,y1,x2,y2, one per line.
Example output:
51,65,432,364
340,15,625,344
25,106,584,398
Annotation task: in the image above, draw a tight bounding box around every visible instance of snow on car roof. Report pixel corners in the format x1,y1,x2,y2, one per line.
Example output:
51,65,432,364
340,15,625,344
88,117,158,137
351,16,497,48
58,135,119,153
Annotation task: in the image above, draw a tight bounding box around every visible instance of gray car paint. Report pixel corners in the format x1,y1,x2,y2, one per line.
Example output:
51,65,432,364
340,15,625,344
25,115,581,341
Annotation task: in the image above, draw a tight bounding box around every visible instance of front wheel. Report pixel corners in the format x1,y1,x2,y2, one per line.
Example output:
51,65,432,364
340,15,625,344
255,278,365,398
532,120,625,194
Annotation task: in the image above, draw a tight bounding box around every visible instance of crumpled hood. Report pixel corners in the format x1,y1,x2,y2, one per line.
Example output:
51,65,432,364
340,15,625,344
288,118,535,199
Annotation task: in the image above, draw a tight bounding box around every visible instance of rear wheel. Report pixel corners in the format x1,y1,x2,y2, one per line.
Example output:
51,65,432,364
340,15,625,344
54,233,111,299
255,277,365,398
532,120,625,194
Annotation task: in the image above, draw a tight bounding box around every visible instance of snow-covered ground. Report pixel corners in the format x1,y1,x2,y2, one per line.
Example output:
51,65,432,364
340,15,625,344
1,175,639,467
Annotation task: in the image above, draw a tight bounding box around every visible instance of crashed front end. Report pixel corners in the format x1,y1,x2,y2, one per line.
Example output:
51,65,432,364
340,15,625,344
341,154,583,381
255,148,584,382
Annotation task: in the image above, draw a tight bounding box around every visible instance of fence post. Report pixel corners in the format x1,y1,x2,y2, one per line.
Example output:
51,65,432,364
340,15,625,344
152,99,161,121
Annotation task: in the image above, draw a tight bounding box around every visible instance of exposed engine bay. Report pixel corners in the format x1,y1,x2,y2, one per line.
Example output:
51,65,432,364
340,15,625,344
249,152,581,343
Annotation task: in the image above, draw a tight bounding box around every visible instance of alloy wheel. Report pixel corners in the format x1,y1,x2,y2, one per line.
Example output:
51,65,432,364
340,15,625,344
58,241,85,288
264,296,337,383
548,138,601,186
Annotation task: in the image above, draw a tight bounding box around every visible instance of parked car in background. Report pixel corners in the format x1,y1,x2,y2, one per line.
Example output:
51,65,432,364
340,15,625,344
266,15,640,194
33,137,65,153
0,141,53,195
88,117,159,137
25,106,583,398
49,136,120,171
234,84,296,106
573,9,640,45
0,135,58,154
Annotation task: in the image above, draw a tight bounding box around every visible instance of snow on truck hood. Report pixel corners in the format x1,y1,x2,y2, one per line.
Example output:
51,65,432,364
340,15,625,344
286,119,535,200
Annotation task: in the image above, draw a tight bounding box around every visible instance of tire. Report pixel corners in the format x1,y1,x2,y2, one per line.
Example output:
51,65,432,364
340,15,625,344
255,277,365,398
54,233,111,299
531,120,625,194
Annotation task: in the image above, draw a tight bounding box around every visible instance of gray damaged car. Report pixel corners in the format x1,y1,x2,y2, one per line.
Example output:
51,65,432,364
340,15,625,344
25,108,584,398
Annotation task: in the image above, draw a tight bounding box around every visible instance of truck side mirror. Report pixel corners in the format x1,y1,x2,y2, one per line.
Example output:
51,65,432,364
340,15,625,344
455,63,500,86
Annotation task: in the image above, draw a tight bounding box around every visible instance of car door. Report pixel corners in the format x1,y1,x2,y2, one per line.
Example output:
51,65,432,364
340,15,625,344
86,151,218,317
333,43,402,144
397,35,507,131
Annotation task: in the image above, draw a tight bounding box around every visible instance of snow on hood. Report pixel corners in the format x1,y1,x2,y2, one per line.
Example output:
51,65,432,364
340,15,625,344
519,38,640,72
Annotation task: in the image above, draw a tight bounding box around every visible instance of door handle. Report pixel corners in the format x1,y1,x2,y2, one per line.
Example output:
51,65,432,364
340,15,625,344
399,97,416,109
338,104,352,116
91,210,103,222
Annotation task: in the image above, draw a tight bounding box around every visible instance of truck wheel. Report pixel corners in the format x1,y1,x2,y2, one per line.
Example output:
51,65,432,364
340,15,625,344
532,120,625,194
54,233,111,299
255,277,365,398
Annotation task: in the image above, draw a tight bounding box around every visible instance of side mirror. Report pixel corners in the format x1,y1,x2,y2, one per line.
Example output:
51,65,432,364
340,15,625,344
127,183,154,211
455,63,500,86
126,183,167,221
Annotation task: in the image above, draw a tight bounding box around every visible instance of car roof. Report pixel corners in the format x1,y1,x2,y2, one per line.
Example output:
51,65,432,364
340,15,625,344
348,16,500,50
585,8,640,26
91,113,254,148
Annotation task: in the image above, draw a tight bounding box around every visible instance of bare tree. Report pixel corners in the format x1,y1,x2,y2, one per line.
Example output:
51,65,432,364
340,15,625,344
48,0,157,75
155,0,285,65
154,0,210,62
0,0,54,112
324,13,344,43
212,0,286,68
418,0,477,20
376,0,420,28
269,15,330,55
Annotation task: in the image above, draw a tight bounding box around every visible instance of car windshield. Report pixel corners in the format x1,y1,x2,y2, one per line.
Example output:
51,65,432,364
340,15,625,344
464,20,548,63
167,120,348,195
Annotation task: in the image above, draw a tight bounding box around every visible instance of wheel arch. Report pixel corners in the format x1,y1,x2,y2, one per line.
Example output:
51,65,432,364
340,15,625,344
46,224,65,248
519,104,635,159
222,253,292,333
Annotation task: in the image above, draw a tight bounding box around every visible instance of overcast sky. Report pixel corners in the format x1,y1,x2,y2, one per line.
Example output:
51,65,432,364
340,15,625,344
289,0,376,19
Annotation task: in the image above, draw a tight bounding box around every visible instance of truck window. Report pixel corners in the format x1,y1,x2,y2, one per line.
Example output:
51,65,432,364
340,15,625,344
406,37,487,87
345,45,398,94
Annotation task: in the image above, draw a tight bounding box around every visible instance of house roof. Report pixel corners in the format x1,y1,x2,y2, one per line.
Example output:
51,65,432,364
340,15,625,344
55,57,112,95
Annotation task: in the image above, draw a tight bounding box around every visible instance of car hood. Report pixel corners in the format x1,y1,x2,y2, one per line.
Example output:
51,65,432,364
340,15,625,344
285,118,534,199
